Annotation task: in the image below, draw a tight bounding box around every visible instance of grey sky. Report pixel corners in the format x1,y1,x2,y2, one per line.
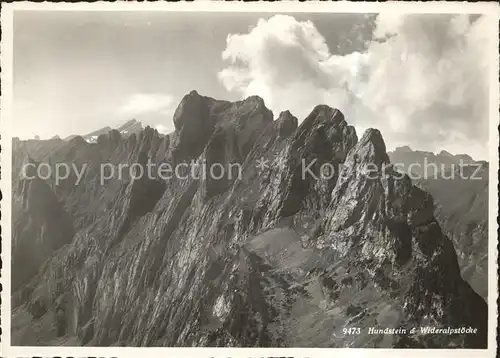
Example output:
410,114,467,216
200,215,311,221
13,11,489,159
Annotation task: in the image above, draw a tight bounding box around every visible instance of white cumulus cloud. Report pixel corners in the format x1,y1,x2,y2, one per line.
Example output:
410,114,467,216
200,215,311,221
218,14,491,159
361,14,490,158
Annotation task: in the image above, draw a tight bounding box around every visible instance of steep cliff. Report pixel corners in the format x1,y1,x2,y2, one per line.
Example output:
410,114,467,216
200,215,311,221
11,91,487,348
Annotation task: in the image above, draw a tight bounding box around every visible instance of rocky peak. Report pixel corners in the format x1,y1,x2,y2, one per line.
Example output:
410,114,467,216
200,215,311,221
299,105,345,135
394,145,413,153
292,105,357,165
171,91,275,164
240,94,267,108
171,91,213,161
173,90,210,131
276,110,298,138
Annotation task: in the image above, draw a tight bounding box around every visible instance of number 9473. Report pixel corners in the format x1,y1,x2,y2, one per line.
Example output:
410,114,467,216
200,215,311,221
343,327,361,335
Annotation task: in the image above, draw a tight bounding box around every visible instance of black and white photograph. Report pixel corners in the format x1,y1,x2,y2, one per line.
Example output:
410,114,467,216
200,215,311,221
1,2,498,357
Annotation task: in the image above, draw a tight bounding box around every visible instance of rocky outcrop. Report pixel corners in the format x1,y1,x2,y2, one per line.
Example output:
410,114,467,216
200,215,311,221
11,92,487,348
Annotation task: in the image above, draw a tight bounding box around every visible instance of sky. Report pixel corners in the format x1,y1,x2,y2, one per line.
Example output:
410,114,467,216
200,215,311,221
13,11,491,159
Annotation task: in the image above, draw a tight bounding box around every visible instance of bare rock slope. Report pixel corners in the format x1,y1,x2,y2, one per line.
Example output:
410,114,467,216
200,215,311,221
12,91,487,348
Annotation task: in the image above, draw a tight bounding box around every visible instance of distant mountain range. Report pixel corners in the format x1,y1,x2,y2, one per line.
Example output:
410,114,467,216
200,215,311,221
387,146,483,178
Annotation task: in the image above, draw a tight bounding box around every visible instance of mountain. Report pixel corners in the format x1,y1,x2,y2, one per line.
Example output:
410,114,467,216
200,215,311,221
64,119,143,143
11,91,487,348
388,148,488,300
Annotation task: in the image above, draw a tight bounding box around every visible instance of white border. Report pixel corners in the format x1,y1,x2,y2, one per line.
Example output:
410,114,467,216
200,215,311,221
1,2,499,358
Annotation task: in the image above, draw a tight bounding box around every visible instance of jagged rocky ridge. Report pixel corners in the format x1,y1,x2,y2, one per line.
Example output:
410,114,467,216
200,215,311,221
12,91,487,347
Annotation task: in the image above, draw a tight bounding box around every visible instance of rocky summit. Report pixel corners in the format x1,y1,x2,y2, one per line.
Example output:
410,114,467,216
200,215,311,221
11,91,487,348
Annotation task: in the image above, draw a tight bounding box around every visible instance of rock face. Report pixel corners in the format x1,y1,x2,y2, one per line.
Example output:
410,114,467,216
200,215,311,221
388,148,489,300
11,92,487,348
